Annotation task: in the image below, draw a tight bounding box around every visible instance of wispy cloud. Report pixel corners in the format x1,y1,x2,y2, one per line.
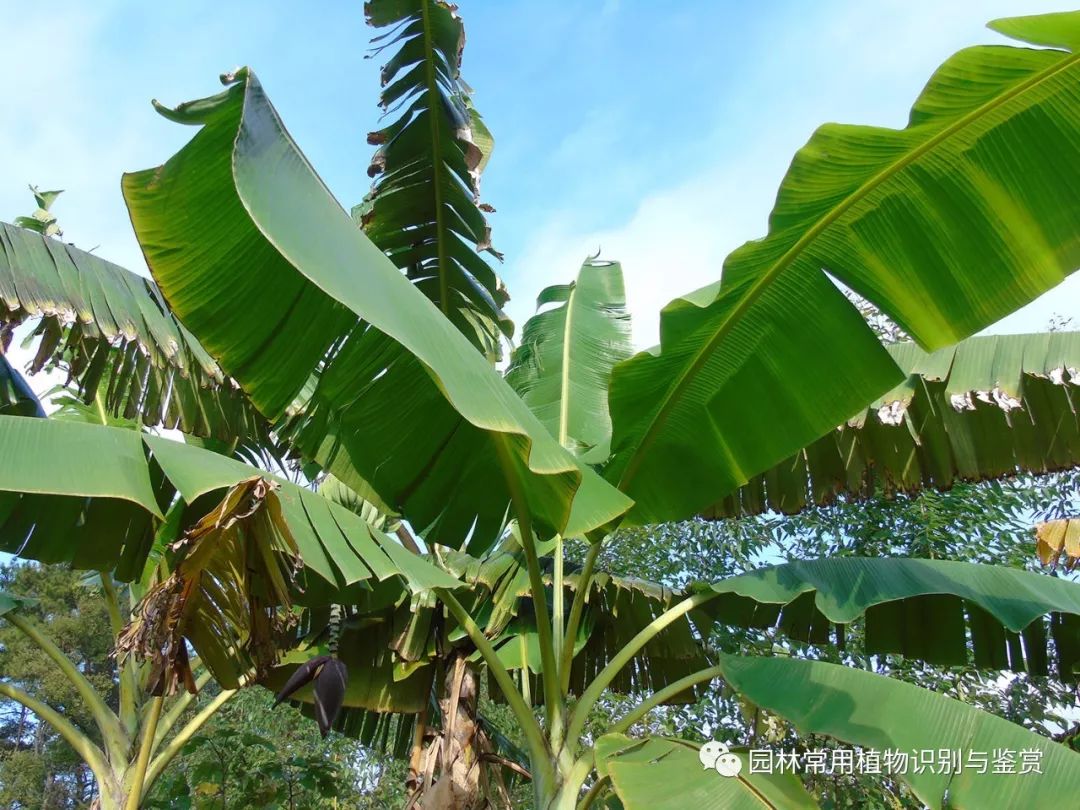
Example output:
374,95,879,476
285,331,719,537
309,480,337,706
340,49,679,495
2,0,1077,358
509,0,1080,346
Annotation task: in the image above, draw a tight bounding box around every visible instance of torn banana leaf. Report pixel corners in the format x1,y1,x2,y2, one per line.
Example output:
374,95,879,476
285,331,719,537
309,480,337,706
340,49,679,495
122,68,631,554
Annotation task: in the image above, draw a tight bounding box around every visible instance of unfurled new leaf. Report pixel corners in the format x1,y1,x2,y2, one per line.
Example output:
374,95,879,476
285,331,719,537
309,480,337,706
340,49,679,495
507,260,632,462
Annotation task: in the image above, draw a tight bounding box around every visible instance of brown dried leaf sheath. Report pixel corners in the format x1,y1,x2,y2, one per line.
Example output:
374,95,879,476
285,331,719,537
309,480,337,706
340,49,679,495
1036,519,1080,572
117,477,301,694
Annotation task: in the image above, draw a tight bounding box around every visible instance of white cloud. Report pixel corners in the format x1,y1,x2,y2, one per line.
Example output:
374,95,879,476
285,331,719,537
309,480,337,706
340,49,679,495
509,0,1080,347
3,0,1077,356
0,1,159,273
510,134,792,346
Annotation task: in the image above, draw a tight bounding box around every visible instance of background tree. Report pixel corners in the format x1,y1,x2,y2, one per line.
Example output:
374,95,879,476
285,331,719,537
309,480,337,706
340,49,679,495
0,563,110,808
144,687,402,810
0,556,249,810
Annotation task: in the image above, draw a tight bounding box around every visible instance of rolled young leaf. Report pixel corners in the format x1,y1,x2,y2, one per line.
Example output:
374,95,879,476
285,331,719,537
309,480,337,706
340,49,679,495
506,259,632,462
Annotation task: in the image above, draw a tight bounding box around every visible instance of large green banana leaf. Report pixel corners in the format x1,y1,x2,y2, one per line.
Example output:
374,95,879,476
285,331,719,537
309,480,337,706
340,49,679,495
506,259,632,462
693,557,1080,680
0,353,43,417
0,415,459,593
359,0,511,359
708,331,1080,517
606,11,1080,525
719,653,1080,808
594,733,818,810
121,69,631,553
0,222,264,441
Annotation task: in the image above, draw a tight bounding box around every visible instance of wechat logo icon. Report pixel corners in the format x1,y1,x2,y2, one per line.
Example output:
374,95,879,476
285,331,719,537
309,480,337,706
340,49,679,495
699,740,743,778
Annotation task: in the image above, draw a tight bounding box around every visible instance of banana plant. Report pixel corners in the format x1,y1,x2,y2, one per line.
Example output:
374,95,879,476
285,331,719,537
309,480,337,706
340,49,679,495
4,4,1080,809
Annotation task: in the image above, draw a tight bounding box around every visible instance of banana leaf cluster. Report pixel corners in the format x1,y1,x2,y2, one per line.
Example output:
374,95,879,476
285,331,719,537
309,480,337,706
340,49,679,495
4,4,1080,808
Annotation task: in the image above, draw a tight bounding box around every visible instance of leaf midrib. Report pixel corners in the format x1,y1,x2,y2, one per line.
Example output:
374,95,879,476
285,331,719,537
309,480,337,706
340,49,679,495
419,0,451,319
558,280,578,448
616,44,1080,496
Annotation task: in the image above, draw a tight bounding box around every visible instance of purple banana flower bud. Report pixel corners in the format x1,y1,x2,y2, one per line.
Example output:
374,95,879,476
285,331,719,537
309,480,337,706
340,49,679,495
273,655,330,706
312,657,348,738
272,655,349,737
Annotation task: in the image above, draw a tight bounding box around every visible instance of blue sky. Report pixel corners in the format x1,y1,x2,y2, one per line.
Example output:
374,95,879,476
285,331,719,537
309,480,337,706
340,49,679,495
3,0,1079,350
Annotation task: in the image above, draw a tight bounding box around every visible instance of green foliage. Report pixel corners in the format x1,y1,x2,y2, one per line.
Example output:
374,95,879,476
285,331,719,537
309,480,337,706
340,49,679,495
0,220,262,441
0,562,407,809
0,415,459,591
0,562,113,808
710,332,1080,518
605,12,1080,524
596,474,1080,807
145,688,403,810
6,5,1080,808
506,260,633,462
121,68,630,554
594,734,817,809
360,0,511,359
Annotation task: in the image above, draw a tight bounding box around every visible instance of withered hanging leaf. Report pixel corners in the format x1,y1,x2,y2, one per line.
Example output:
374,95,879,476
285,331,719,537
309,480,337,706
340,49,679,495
1036,519,1080,571
117,477,302,694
